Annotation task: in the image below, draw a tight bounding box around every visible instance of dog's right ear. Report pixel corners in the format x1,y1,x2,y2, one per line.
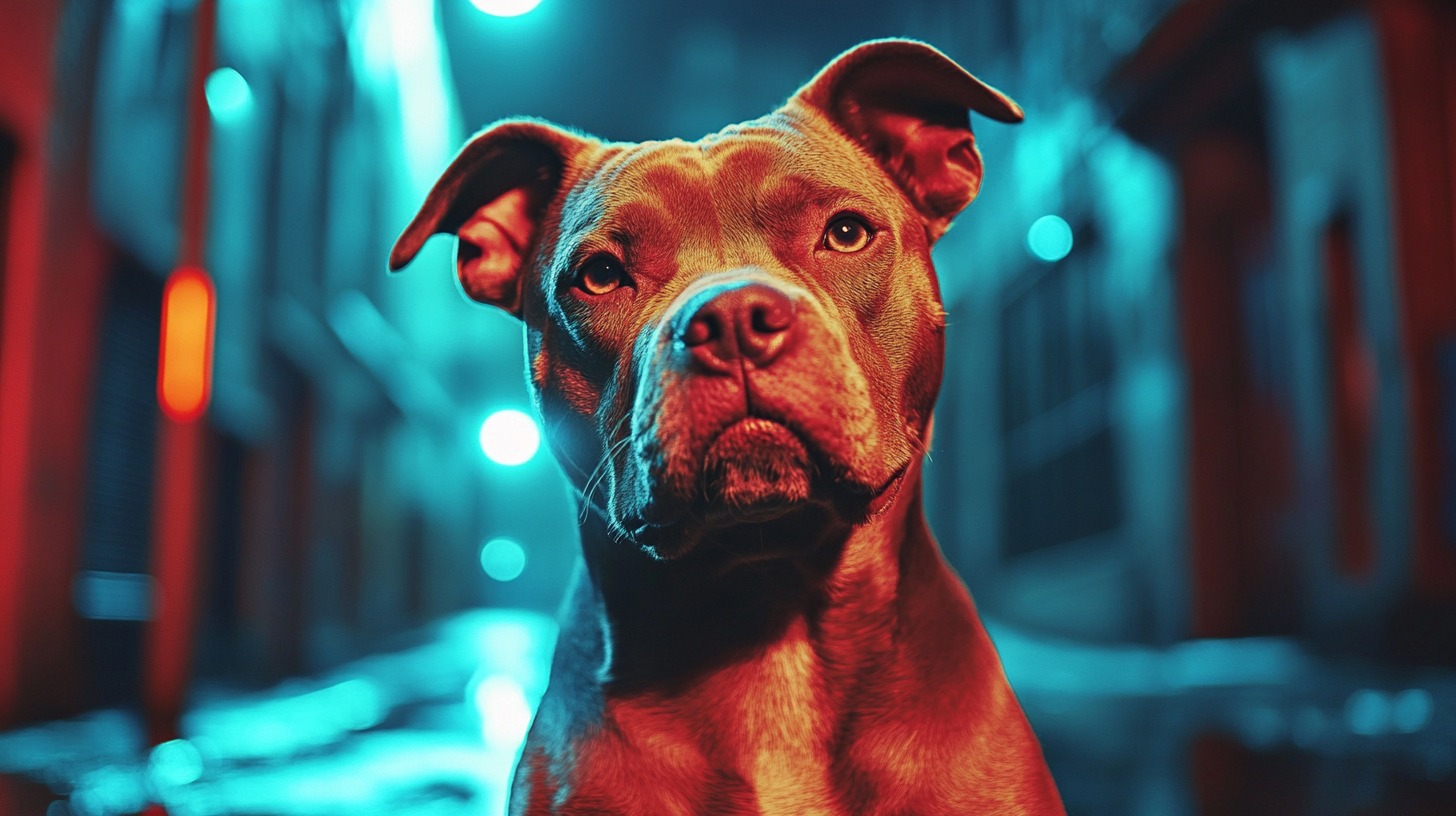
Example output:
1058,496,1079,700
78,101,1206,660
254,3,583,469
389,120,593,315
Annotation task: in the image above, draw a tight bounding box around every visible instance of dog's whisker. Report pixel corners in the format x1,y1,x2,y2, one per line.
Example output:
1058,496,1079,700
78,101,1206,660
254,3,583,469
578,433,633,524
576,415,633,511
914,437,932,462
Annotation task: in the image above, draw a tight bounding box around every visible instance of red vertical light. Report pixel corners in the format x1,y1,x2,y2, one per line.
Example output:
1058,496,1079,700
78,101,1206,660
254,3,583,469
144,0,217,762
156,264,215,423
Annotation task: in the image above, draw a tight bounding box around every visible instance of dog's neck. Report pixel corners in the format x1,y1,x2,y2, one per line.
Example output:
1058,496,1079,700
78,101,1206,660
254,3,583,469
573,462,954,700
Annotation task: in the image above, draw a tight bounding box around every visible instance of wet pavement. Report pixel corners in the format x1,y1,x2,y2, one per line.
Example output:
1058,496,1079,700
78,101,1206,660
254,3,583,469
2,609,1453,815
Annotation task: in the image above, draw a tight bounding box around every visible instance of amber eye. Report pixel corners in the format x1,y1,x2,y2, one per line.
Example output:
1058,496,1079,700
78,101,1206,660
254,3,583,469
575,254,628,295
822,214,873,253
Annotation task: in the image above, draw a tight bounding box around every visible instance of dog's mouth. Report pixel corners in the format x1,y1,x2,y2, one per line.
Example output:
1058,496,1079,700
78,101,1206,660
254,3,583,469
701,418,814,524
617,415,911,561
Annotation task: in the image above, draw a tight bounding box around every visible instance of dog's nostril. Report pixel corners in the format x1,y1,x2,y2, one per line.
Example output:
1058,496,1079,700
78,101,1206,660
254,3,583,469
750,300,792,335
684,313,719,347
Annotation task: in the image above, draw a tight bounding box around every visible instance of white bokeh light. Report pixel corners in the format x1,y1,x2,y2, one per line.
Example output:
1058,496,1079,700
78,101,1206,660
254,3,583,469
479,409,540,466
204,67,254,124
468,0,542,17
471,673,534,750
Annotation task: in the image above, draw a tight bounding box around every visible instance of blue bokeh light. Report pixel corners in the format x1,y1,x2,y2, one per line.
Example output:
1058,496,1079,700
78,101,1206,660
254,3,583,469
204,67,254,124
1027,214,1074,262
1346,688,1392,736
1392,688,1435,733
481,537,527,582
468,0,542,17
148,738,204,788
479,409,540,466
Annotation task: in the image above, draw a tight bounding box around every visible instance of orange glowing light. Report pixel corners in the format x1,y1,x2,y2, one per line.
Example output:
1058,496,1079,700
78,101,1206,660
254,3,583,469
157,265,216,423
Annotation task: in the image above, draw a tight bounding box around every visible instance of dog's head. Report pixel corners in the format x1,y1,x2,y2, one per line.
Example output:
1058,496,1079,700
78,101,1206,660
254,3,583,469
391,40,1020,561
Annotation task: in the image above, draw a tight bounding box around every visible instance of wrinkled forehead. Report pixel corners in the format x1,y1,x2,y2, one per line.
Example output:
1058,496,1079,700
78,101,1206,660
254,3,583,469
558,115,887,244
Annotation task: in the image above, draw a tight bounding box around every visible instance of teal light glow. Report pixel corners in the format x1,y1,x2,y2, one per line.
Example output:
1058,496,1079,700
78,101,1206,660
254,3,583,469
1391,688,1434,733
204,67,253,124
479,409,540,465
1345,688,1391,736
469,671,534,750
1027,214,1074,262
481,537,527,582
148,739,204,787
469,0,542,17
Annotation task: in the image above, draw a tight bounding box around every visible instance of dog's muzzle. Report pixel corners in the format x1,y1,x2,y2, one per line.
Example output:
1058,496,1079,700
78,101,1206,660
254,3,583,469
616,270,889,557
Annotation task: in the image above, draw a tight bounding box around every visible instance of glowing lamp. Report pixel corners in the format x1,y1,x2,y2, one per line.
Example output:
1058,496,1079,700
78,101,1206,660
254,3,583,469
481,537,527,582
1026,215,1074,262
479,409,540,465
204,67,253,123
149,739,204,787
469,0,542,17
157,265,216,423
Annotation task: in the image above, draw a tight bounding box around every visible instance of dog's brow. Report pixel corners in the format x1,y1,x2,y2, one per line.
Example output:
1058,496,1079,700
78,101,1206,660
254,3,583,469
575,151,725,258
560,181,609,240
599,201,678,259
559,143,678,233
756,175,874,229
768,175,866,208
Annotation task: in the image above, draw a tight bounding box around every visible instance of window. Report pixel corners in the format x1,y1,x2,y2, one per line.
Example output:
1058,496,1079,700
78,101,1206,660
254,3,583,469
79,256,162,705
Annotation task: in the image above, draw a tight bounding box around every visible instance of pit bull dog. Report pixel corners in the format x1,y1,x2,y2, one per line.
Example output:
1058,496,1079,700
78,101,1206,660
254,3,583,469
390,39,1064,816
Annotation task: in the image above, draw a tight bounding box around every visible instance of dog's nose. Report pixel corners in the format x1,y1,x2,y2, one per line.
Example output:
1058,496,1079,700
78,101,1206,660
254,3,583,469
681,282,796,371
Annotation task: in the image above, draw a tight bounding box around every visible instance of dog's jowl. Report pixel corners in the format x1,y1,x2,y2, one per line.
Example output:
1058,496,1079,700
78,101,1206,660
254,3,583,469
392,39,1065,816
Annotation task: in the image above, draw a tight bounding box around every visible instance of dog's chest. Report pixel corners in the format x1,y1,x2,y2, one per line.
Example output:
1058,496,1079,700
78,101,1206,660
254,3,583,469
719,627,838,814
593,621,846,815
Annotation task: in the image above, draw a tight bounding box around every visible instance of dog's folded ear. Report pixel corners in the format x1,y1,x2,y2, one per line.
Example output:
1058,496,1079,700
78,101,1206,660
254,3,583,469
389,120,592,314
792,39,1023,241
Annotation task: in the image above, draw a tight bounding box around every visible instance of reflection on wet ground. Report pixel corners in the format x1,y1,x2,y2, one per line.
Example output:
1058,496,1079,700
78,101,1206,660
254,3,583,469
1,610,1452,815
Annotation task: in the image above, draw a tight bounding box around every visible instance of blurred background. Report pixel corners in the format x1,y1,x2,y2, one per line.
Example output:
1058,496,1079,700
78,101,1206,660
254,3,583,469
1,0,1455,813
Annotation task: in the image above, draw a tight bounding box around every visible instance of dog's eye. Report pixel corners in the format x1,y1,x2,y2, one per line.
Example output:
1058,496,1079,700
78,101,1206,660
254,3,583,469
575,254,628,295
822,214,873,253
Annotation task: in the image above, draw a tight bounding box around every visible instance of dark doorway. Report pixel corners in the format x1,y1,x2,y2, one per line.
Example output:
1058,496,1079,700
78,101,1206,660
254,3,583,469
78,256,163,707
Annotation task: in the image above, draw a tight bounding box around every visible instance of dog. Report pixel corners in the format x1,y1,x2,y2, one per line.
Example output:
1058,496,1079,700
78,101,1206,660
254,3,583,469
390,39,1064,816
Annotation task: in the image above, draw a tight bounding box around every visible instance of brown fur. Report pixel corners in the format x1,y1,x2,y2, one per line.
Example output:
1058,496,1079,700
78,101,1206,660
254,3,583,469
392,40,1064,815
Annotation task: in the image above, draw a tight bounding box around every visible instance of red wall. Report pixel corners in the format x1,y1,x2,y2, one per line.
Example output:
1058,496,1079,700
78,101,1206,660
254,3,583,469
0,1,113,726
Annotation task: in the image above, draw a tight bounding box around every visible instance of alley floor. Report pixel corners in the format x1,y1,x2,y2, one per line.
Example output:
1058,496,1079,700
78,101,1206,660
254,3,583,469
2,610,1453,815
